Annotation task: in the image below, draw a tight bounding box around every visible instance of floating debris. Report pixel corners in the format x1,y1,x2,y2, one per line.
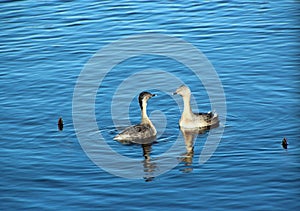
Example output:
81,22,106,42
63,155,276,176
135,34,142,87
58,117,63,131
282,137,288,149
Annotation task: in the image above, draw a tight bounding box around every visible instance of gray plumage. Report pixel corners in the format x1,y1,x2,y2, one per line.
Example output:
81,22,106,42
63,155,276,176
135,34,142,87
114,91,157,142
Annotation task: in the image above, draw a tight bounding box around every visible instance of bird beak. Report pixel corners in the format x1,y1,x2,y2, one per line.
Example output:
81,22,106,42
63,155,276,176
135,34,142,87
151,94,156,97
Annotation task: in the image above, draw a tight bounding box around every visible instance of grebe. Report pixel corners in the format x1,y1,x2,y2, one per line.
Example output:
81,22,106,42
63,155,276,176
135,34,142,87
173,85,219,129
114,91,157,142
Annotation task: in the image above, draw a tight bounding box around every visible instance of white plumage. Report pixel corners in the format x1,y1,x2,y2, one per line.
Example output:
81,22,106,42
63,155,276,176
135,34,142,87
174,85,219,129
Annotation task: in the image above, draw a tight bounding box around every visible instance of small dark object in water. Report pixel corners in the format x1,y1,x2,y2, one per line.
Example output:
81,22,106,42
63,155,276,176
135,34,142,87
58,117,63,131
282,137,288,149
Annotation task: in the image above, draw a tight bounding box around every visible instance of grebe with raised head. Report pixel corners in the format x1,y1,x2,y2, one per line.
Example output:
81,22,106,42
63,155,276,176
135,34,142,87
173,85,219,129
114,91,157,142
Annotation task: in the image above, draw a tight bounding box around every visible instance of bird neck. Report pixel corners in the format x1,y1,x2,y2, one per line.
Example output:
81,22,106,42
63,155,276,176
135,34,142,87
140,99,157,136
141,101,150,124
182,94,193,119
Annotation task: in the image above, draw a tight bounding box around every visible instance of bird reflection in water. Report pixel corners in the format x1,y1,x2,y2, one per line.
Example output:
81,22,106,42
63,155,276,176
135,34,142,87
179,127,210,173
116,137,157,182
142,143,156,182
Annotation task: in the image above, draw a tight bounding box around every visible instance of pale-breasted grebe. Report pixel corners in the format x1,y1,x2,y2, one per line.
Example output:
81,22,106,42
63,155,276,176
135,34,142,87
173,85,219,129
114,91,157,142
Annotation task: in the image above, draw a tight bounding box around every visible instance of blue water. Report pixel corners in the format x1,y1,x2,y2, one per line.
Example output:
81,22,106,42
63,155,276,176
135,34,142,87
1,1,299,210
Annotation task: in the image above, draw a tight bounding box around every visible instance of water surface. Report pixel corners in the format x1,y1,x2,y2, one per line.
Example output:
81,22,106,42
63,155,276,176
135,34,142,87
1,1,299,210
